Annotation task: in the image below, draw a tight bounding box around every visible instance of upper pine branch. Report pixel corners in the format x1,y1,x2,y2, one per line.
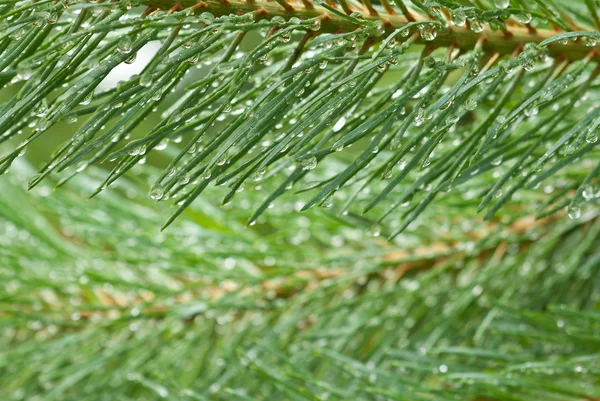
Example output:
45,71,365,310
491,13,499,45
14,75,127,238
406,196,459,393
147,0,600,61
0,0,599,236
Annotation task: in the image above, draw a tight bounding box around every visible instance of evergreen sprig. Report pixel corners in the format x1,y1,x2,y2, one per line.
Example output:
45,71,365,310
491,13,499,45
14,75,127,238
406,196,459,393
0,0,599,235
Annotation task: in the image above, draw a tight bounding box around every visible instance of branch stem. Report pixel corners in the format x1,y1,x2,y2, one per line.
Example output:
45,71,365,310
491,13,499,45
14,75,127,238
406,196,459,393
145,0,600,61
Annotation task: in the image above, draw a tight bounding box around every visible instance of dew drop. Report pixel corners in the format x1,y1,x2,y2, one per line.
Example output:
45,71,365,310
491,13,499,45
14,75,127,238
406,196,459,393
451,11,466,27
279,32,291,43
420,25,437,41
65,113,78,124
117,36,133,54
321,195,333,208
80,92,93,105
585,128,598,143
582,185,595,200
471,19,484,33
34,99,49,117
585,36,597,47
139,73,153,87
46,12,58,24
128,144,147,156
309,19,321,31
300,155,317,170
150,187,164,200
493,0,509,9
567,204,581,219
517,12,532,24
333,116,346,132
464,98,478,111
178,174,190,185
414,108,425,126
36,118,50,131
125,52,137,64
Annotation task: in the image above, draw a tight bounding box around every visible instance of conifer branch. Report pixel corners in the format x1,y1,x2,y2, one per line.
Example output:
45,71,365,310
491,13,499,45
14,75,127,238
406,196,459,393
146,0,600,61
0,0,599,233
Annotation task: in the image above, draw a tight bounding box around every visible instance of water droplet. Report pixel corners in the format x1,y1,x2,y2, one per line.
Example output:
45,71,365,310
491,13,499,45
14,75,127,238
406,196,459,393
333,116,346,132
300,155,317,170
494,0,509,8
320,195,333,208
517,12,532,24
540,90,553,102
65,113,78,124
279,32,291,43
80,92,93,105
523,60,535,71
524,105,538,117
46,12,58,24
585,36,597,47
420,25,437,41
257,55,268,64
217,62,234,73
150,187,164,200
125,52,137,64
186,54,199,65
582,185,595,200
128,144,146,156
373,21,385,37
253,167,266,181
585,128,598,143
34,99,49,117
139,73,153,87
446,114,459,125
471,19,484,33
567,204,581,219
36,118,50,131
464,98,478,111
499,60,513,74
309,19,321,31
451,11,466,27
117,36,133,54
414,108,425,126
491,156,503,166
440,96,454,110
178,174,190,185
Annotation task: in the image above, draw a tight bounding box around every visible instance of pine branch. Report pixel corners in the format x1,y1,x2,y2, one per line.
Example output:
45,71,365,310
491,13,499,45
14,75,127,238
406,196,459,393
0,0,599,235
1,161,599,400
146,0,600,61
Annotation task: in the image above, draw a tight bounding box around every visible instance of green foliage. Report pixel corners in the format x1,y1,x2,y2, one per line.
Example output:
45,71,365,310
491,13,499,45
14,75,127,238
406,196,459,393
1,160,600,400
0,0,598,233
1,0,600,400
